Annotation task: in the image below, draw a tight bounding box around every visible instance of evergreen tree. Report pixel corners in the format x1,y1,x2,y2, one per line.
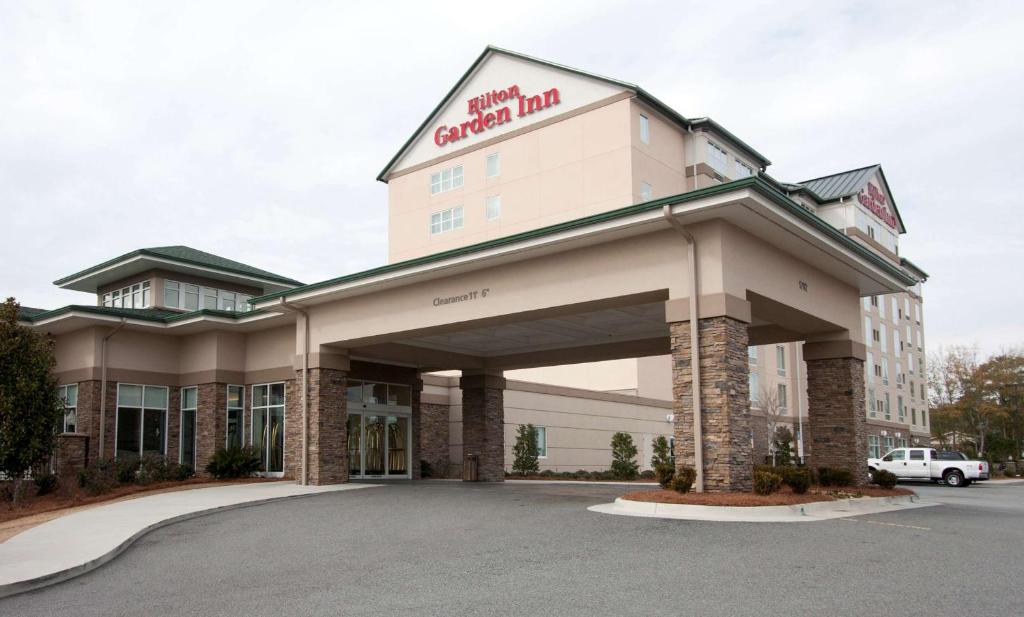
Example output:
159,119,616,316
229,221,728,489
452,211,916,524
512,423,539,475
0,298,65,503
650,435,671,469
610,431,639,480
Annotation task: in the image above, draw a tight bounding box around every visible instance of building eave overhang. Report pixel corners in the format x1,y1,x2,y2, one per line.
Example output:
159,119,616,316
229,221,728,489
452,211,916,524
20,305,285,334
252,177,917,311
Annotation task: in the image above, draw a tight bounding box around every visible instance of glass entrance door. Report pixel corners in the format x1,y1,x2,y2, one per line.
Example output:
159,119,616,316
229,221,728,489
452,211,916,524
347,412,411,478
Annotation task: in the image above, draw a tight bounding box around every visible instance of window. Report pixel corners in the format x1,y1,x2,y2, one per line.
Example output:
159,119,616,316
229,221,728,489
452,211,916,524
912,408,917,425
898,396,905,422
862,296,870,311
920,383,926,400
909,449,924,461
485,153,500,178
734,160,753,178
485,195,501,221
865,316,872,342
227,385,245,449
882,447,904,461
884,393,891,421
870,295,879,308
706,141,728,174
867,387,876,417
891,297,898,321
164,280,254,313
252,383,286,473
639,114,649,144
748,346,758,363
533,426,547,458
57,384,78,433
897,438,908,449
896,361,903,385
867,351,875,380
868,435,881,459
430,206,464,235
430,164,463,195
180,386,197,467
777,384,788,414
776,345,786,376
880,323,887,352
922,409,928,427
115,384,168,459
749,372,759,405
640,181,652,202
102,281,152,309
882,358,889,385
884,436,895,453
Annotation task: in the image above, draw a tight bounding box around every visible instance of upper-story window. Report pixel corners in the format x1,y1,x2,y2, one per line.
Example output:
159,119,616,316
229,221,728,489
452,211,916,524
485,196,501,221
734,160,753,178
485,153,500,178
164,280,253,313
776,345,786,376
640,181,652,202
639,114,650,144
430,206,464,235
706,141,728,175
430,164,463,195
102,281,151,309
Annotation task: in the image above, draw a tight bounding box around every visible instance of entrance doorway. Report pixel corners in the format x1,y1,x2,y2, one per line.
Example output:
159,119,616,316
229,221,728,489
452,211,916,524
346,380,412,479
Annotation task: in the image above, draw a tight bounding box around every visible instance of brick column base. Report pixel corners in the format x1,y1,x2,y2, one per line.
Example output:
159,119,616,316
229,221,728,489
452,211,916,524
806,355,868,485
460,371,505,482
420,402,452,478
305,368,349,485
671,316,752,492
55,434,89,478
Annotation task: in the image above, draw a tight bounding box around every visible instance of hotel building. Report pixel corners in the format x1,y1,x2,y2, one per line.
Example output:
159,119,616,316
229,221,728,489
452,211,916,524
19,47,927,491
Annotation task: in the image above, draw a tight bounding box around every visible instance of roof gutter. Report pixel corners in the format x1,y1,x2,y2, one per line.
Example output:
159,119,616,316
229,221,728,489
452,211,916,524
662,205,705,493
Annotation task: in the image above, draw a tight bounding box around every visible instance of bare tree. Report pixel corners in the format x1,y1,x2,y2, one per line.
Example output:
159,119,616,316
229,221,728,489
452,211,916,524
758,386,783,466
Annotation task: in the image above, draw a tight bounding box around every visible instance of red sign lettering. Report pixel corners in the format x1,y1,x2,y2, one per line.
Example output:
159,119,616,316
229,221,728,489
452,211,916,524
857,182,897,229
433,84,561,147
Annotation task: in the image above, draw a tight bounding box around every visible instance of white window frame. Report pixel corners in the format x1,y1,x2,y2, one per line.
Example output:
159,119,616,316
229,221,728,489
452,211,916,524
226,384,245,449
485,153,500,178
114,383,169,459
533,425,547,458
776,345,786,376
639,114,650,144
164,279,254,313
251,382,287,477
102,280,152,309
57,384,78,433
868,435,881,459
485,195,501,221
777,383,788,413
706,141,728,174
180,386,198,467
430,164,464,195
430,206,464,235
640,181,652,202
734,159,753,178
749,372,759,406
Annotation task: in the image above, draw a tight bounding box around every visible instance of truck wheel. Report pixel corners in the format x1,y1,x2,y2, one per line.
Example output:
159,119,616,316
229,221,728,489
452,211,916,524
943,470,965,487
867,468,876,483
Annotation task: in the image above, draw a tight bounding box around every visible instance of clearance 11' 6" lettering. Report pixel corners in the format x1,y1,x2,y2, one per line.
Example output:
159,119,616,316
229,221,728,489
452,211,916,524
433,84,560,146
432,288,491,307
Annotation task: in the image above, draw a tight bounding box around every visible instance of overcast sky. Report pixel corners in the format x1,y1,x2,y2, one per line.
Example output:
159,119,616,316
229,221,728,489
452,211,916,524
2,1,1022,355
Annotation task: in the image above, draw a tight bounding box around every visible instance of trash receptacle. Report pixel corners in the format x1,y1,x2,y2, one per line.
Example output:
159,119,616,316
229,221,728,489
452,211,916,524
463,454,479,482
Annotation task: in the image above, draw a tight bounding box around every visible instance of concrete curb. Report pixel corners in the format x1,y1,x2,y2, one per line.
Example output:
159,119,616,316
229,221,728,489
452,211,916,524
0,483,379,599
587,494,936,522
507,480,660,487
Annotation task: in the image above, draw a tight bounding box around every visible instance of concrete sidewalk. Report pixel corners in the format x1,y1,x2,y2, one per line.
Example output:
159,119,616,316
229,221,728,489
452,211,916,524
0,481,378,598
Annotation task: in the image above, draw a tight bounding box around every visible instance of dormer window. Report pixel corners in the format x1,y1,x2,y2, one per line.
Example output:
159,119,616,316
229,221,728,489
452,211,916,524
706,141,728,175
734,160,753,179
102,281,151,309
164,280,253,313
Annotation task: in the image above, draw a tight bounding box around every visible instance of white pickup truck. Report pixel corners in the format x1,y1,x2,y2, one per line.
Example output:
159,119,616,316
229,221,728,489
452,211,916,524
867,448,990,487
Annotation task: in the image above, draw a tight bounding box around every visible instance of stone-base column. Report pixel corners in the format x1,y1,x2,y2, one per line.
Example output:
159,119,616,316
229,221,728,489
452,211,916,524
420,400,452,478
805,342,868,485
410,379,423,480
75,380,102,465
460,371,505,482
54,433,89,478
195,383,227,475
671,316,752,492
303,368,349,485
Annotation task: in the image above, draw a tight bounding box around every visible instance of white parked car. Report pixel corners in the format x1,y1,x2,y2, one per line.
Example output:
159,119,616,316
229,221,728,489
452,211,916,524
867,447,990,487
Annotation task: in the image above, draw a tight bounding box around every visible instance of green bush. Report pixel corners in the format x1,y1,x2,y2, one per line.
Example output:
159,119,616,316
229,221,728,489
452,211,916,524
539,469,555,477
136,454,170,485
166,463,194,482
78,460,118,495
655,463,675,489
817,467,854,487
512,424,540,476
782,467,811,494
115,457,139,484
34,472,59,496
753,469,783,495
205,446,263,479
872,469,898,489
639,469,656,480
650,435,672,469
671,466,697,493
610,432,639,480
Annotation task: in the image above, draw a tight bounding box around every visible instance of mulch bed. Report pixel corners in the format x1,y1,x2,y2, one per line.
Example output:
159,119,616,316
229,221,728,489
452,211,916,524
621,485,915,507
507,475,655,483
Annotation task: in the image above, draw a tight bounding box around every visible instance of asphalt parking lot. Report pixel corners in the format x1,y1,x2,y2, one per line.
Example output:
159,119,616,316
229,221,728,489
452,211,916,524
2,480,1021,617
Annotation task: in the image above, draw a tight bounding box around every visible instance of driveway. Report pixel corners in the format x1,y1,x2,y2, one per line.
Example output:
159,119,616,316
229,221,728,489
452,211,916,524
1,480,1021,617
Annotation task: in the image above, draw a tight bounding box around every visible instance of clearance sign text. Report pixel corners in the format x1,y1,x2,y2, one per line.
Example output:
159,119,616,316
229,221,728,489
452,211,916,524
434,84,561,147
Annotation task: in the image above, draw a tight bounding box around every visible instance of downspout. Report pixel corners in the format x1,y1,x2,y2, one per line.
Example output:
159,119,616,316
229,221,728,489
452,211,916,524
278,299,309,486
99,318,128,459
662,204,705,493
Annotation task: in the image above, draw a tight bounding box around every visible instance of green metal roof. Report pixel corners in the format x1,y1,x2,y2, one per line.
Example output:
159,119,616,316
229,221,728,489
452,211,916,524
53,245,304,287
376,46,770,182
20,304,270,325
253,176,918,307
800,164,880,201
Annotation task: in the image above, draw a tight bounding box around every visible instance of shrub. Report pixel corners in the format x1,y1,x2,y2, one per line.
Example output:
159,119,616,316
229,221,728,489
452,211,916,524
872,469,898,489
782,467,811,494
610,432,639,480
205,446,262,479
136,454,170,485
539,469,555,477
116,457,139,484
34,472,59,496
639,469,656,480
817,467,854,487
166,463,194,482
78,460,118,495
655,463,675,489
671,466,697,493
753,469,783,495
650,435,672,469
511,424,540,476
593,470,617,481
